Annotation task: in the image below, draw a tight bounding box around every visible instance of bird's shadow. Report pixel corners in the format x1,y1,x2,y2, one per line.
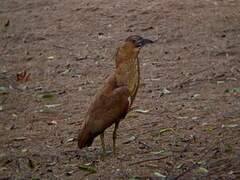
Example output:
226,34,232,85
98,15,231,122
63,147,113,162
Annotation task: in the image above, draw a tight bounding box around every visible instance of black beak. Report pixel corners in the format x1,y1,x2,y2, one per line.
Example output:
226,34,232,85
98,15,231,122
125,35,154,48
137,38,154,48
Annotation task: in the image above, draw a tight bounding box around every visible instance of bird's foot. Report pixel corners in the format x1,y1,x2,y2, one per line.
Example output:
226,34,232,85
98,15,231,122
113,149,116,156
100,149,111,160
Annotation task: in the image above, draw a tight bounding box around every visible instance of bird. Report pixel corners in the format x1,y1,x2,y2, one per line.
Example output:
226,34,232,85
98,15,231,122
78,35,153,155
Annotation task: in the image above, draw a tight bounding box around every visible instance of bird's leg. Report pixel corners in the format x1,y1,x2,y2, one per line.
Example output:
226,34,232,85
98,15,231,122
100,133,106,155
113,121,119,155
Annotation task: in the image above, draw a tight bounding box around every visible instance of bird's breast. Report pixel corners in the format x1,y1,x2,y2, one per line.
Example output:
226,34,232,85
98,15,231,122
116,58,140,104
128,61,139,98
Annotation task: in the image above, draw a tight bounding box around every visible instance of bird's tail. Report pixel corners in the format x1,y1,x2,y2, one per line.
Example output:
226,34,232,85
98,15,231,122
78,124,95,149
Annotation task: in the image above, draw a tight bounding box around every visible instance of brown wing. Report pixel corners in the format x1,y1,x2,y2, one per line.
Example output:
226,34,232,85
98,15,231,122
87,85,130,135
78,75,130,148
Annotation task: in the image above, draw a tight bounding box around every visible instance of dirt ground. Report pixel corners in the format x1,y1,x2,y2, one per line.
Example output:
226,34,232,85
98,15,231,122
1,0,240,179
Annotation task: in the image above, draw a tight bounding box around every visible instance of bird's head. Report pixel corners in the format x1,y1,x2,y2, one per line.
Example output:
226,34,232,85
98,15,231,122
115,35,153,67
125,35,154,49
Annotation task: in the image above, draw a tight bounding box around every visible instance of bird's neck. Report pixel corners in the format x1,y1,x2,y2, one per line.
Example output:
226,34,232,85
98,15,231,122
114,44,140,103
115,42,139,67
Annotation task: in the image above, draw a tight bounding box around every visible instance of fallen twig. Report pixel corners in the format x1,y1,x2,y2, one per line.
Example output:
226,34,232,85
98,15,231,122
171,66,212,89
172,135,234,179
138,140,151,149
129,156,168,166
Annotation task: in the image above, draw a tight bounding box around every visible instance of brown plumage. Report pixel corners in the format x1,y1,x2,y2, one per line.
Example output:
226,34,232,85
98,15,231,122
78,35,153,155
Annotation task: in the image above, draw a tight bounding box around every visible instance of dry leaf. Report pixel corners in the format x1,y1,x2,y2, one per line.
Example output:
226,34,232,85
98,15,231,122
159,128,175,135
134,109,150,114
48,120,57,125
225,87,240,93
21,149,28,153
154,172,166,179
16,70,31,82
160,88,171,96
196,167,208,174
66,170,74,176
37,92,55,101
176,163,184,169
0,86,8,94
14,137,26,141
122,136,136,144
66,138,75,143
78,164,96,173
47,162,57,167
192,94,200,99
222,124,238,128
151,149,165,155
45,104,61,108
47,56,55,60
176,116,188,119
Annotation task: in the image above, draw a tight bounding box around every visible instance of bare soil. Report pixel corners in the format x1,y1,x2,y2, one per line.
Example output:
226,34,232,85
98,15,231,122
1,0,240,179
